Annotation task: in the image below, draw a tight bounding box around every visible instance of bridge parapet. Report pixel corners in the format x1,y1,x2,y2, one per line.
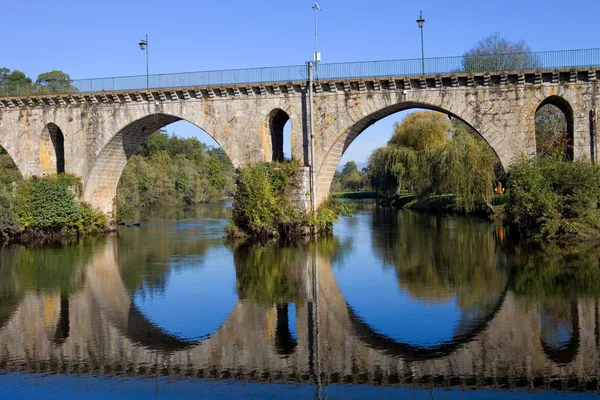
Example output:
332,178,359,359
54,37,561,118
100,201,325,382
1,67,598,110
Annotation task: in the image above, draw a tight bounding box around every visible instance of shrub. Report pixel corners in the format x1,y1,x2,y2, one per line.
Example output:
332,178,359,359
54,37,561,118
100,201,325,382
230,162,352,239
506,158,600,241
0,183,19,238
15,174,107,236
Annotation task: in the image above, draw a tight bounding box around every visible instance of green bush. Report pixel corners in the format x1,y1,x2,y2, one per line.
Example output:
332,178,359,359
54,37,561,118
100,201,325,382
0,184,19,238
15,174,107,236
230,162,352,239
506,158,600,241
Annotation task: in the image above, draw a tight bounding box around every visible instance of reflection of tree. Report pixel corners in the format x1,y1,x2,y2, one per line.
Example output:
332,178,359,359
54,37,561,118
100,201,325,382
511,244,600,300
371,209,509,311
234,244,306,305
0,239,95,297
117,226,219,296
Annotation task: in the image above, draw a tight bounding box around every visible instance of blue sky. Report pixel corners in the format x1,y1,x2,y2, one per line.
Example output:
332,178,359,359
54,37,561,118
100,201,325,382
2,0,598,164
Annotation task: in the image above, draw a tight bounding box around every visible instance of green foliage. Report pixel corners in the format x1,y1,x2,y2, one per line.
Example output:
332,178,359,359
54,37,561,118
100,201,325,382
0,68,33,96
15,174,107,236
234,244,302,304
35,70,75,94
389,112,450,151
0,184,19,238
506,158,600,241
331,161,371,193
116,131,234,220
368,111,499,212
535,104,569,160
230,162,352,239
462,32,540,73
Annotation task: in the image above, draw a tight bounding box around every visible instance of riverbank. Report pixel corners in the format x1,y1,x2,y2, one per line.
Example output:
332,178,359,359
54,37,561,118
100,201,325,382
381,192,506,218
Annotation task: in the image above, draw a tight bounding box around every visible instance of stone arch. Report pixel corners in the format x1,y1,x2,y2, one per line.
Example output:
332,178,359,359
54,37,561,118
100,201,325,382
83,113,232,215
535,95,574,161
40,122,65,174
315,101,501,205
265,108,291,162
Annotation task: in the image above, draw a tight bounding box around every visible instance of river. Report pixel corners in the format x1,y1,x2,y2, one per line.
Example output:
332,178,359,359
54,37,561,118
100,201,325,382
0,200,599,399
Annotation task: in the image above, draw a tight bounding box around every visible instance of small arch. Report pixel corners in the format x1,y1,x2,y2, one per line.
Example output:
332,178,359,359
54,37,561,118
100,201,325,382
535,96,574,161
40,123,65,174
266,109,291,162
540,300,580,365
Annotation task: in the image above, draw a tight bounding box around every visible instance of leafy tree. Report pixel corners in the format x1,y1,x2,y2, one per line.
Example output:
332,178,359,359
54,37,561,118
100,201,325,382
462,32,540,73
0,68,33,96
368,111,499,211
35,70,75,94
342,161,359,175
389,112,450,151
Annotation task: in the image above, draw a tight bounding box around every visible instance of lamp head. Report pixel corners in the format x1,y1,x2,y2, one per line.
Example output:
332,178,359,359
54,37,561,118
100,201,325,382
138,39,147,51
416,11,425,28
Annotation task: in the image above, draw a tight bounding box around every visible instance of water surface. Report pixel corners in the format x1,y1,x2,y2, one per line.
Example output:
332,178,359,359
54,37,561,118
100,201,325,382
1,201,600,399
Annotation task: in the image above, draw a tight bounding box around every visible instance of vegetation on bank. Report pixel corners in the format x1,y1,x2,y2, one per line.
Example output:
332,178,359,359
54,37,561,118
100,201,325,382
115,130,234,222
505,158,600,244
226,161,353,240
0,174,108,241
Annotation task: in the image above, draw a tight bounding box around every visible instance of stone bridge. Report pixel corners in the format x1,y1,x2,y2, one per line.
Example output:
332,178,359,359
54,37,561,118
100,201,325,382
0,58,599,214
1,238,600,391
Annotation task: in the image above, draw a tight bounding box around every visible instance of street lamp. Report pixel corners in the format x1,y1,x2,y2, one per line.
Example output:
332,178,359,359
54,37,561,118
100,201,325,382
416,11,425,75
312,3,321,78
138,34,149,90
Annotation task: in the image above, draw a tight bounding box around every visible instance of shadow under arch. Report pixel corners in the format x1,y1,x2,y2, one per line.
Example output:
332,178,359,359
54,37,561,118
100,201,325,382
83,112,233,212
40,122,65,174
540,301,580,365
535,95,574,161
266,108,291,162
316,101,504,197
345,279,511,361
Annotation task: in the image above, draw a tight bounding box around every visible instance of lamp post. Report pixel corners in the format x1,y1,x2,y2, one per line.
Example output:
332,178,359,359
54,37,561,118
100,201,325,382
416,11,425,75
138,34,149,90
312,3,321,79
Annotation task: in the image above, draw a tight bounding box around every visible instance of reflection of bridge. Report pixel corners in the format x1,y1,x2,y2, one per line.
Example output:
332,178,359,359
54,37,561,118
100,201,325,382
0,50,599,214
1,238,599,391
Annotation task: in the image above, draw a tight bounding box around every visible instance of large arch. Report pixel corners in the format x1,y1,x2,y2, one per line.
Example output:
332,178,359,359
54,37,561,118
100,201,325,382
40,123,65,174
535,95,574,161
83,113,233,215
314,101,502,204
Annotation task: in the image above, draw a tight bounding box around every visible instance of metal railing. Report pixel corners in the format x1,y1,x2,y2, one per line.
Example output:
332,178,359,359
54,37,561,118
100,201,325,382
1,48,599,98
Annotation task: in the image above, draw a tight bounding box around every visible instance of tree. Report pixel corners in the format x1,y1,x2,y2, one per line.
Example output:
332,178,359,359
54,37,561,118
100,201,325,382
35,70,75,94
0,68,32,96
462,32,540,73
389,112,450,151
341,161,359,176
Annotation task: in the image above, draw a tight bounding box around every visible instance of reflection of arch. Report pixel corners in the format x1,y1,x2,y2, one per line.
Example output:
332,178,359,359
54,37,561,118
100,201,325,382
540,301,580,365
315,101,502,203
345,280,511,361
40,123,65,174
266,108,290,162
535,96,574,161
274,303,297,356
83,113,232,213
52,296,70,344
85,239,234,352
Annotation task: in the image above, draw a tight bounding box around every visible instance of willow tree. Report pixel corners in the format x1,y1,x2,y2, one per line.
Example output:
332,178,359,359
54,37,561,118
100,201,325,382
368,111,498,212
